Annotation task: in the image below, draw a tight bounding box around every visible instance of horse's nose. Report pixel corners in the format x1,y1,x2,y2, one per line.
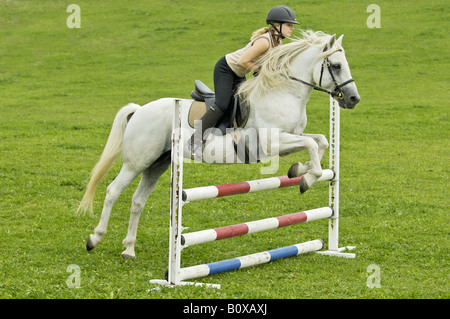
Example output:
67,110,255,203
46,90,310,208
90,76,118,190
349,94,360,106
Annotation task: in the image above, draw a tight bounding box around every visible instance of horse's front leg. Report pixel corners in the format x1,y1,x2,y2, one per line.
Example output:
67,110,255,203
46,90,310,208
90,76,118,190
278,132,324,193
303,133,329,162
288,133,328,178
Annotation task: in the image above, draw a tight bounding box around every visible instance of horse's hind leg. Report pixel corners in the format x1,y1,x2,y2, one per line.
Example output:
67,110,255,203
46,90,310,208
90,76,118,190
86,165,140,251
121,151,171,259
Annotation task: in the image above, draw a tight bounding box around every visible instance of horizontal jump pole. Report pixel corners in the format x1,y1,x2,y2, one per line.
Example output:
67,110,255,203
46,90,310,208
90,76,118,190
181,206,332,247
177,239,324,282
182,169,334,202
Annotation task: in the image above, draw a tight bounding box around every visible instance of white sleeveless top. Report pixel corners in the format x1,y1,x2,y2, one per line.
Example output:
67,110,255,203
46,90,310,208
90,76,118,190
225,32,280,77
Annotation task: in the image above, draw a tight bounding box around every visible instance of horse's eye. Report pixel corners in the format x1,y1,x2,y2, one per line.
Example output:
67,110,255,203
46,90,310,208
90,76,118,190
332,64,341,70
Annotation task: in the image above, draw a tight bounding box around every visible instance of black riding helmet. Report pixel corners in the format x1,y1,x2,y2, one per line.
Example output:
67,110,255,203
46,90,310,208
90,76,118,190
266,5,300,39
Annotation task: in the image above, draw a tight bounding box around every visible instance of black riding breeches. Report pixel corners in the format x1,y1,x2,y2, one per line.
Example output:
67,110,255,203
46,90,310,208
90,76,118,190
213,56,246,113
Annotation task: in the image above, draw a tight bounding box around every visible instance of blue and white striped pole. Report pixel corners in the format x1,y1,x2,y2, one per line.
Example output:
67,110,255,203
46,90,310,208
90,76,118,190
177,239,324,282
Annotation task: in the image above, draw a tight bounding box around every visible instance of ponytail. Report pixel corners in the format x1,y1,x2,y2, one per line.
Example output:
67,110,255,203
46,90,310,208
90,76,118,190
250,27,270,40
250,24,282,44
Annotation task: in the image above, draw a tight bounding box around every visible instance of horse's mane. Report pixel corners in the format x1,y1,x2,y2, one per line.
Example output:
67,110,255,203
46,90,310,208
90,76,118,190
238,30,342,103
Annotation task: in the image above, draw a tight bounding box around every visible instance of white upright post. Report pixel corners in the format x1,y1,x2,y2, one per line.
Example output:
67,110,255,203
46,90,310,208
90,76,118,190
167,99,184,285
317,96,355,258
150,99,220,289
329,95,340,251
150,99,185,287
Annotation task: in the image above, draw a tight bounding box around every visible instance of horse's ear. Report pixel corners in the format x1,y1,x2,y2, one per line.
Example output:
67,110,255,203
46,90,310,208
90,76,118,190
329,34,336,48
324,34,336,52
336,34,344,45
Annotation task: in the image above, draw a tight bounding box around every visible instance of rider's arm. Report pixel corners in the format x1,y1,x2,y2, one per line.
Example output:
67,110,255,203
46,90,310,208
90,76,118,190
237,38,270,74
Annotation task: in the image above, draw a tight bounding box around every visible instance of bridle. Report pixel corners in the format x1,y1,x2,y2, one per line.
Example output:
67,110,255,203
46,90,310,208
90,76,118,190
290,49,355,99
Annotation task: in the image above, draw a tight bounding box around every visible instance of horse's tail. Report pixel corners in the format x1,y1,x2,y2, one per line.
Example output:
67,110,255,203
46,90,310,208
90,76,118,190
76,103,140,215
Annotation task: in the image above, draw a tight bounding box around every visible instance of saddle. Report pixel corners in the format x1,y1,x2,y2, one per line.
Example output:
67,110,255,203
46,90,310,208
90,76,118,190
189,80,250,135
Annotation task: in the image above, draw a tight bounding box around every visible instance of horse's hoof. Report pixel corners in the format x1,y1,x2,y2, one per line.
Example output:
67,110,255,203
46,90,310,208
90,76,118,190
299,177,309,194
122,253,136,260
288,162,308,178
288,163,299,178
86,235,95,251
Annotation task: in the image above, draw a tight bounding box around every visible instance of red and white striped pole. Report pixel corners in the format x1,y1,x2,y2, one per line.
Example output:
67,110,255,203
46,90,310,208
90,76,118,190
181,207,332,247
182,169,334,202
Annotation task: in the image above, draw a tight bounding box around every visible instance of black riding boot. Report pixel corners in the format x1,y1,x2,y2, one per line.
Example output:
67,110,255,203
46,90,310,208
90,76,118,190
188,104,224,156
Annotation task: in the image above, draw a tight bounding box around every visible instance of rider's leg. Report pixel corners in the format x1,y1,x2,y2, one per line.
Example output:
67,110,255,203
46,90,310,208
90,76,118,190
189,56,238,154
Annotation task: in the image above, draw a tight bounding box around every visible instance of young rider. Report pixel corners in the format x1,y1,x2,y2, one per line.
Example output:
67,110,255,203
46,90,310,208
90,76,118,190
189,5,300,155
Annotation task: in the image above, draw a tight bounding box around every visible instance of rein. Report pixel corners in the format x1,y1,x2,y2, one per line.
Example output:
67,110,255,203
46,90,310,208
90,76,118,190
290,50,354,99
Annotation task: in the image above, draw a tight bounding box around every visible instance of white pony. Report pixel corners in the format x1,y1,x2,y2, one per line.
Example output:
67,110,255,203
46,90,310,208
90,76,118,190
77,31,360,259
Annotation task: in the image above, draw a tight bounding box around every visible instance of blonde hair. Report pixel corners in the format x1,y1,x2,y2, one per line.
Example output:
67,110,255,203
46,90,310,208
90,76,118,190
251,27,270,40
250,24,282,42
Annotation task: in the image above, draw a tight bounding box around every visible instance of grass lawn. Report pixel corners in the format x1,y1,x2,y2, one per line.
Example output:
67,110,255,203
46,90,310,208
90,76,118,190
0,0,448,300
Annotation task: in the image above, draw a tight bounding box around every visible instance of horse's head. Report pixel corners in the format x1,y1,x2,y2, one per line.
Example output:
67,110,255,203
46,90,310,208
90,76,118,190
313,34,360,109
238,31,360,110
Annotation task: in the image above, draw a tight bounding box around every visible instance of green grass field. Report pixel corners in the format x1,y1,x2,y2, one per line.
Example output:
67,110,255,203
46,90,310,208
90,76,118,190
0,0,448,300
